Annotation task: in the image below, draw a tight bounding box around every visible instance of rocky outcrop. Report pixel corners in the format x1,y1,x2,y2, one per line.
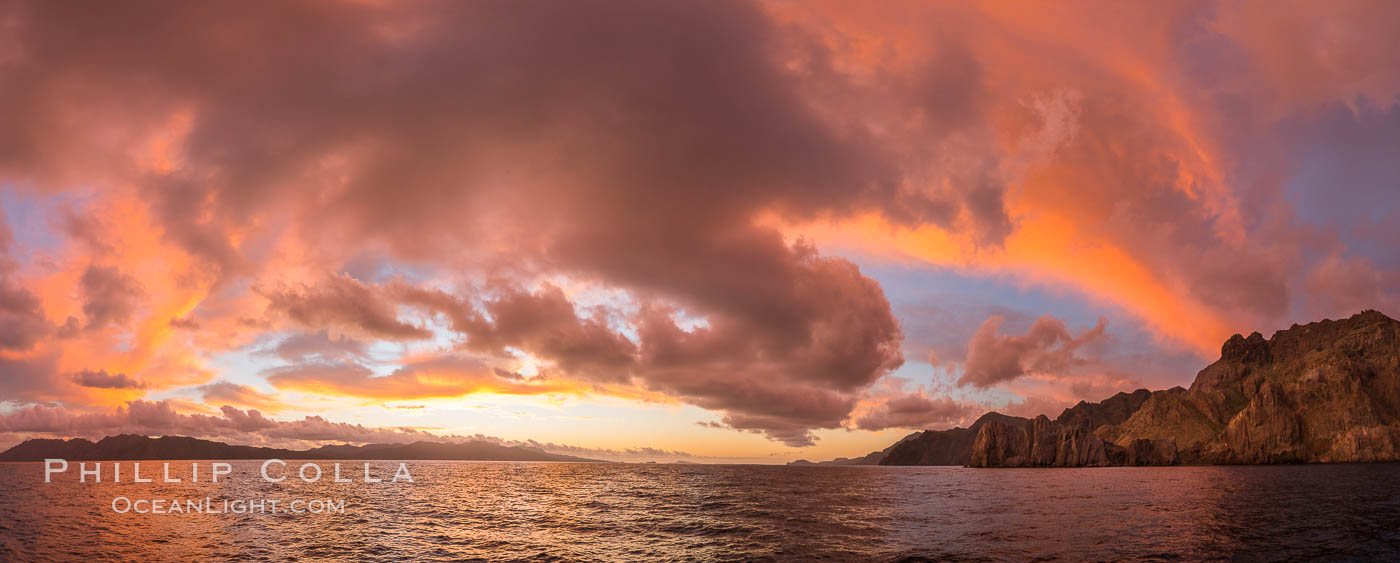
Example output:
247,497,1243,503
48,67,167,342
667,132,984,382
1114,310,1400,464
967,415,1176,467
879,412,1027,465
858,310,1400,468
1055,388,1153,433
1120,438,1178,466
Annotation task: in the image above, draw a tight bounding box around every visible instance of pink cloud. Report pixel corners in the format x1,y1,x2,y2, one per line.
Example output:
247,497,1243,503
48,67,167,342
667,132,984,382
851,391,982,431
960,315,1107,388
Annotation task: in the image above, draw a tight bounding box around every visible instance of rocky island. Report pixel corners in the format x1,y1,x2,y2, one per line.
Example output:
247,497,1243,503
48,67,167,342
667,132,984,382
800,310,1400,467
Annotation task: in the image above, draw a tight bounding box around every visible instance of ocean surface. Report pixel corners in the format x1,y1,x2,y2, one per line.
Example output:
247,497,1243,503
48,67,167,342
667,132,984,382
1,461,1397,561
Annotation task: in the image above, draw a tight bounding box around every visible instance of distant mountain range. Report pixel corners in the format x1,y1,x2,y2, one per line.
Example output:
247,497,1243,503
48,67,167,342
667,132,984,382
0,434,603,463
793,310,1400,467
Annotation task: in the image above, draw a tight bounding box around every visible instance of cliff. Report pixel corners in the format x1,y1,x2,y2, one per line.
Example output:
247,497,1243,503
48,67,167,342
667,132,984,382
1112,309,1400,464
968,414,1177,467
879,412,1027,465
1055,388,1153,431
847,310,1400,467
967,310,1399,466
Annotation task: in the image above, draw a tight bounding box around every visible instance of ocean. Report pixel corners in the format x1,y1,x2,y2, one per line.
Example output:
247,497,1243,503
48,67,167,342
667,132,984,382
2,461,1397,561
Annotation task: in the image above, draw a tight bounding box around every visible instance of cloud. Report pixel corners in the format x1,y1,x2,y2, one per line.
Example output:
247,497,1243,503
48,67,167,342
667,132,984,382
0,3,923,446
629,275,903,446
168,316,200,330
196,380,281,411
766,0,1400,359
265,330,370,363
403,282,639,383
959,315,1107,388
1304,253,1399,321
0,399,694,460
265,267,902,446
258,274,431,340
851,391,981,431
79,265,144,331
0,211,50,351
264,356,578,400
0,277,49,351
0,400,436,447
0,354,62,402
1211,0,1400,111
68,369,146,390
472,284,637,381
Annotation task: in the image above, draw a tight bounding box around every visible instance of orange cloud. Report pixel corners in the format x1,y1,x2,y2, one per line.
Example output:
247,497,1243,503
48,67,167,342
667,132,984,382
770,212,1235,357
264,357,585,400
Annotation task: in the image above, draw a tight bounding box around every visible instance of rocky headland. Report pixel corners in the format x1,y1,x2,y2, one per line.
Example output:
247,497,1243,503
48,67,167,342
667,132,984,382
794,310,1400,467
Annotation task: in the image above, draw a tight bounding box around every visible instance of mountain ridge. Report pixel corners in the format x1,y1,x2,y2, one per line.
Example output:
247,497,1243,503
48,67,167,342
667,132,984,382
799,310,1400,467
0,434,604,463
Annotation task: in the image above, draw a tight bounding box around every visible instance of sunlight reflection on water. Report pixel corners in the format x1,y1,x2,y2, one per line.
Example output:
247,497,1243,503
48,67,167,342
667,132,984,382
1,461,1397,561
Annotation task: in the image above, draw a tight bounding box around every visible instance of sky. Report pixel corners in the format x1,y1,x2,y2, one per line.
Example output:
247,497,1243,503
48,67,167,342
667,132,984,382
0,0,1397,463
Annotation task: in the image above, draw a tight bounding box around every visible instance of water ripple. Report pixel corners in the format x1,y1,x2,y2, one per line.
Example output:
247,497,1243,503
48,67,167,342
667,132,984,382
1,462,1398,560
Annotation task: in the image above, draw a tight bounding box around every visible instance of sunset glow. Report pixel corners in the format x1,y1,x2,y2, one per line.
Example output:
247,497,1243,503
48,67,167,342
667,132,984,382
1,0,1397,464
